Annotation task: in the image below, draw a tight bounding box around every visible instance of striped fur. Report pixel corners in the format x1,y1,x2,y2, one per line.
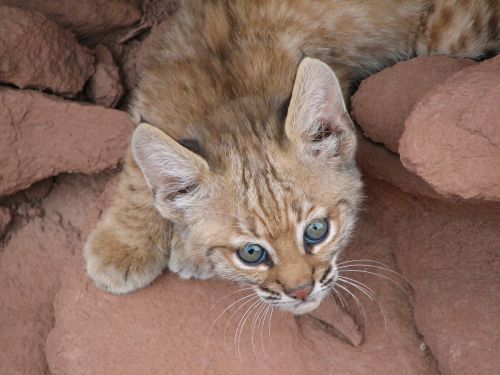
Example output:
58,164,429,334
84,0,499,314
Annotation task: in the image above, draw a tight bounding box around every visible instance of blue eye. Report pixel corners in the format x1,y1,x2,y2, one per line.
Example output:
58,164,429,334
304,218,329,245
237,244,267,265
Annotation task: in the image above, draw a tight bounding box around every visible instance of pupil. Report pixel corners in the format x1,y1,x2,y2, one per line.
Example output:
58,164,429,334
248,248,254,254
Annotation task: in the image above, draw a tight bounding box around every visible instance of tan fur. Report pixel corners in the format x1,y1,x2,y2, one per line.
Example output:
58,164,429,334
417,0,499,57
84,0,499,313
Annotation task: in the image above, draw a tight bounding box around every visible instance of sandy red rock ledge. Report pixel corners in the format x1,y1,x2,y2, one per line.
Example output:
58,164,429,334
0,2,499,375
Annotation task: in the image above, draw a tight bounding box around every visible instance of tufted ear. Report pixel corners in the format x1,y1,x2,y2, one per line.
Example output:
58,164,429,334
285,57,357,162
132,123,209,220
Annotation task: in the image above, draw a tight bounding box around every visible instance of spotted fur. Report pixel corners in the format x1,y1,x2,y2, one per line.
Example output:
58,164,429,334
84,0,499,314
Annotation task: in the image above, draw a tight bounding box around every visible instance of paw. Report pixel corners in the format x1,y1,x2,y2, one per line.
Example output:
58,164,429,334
84,233,168,294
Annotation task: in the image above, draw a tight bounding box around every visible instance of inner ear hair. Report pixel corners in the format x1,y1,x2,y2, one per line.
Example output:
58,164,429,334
311,120,335,142
132,123,210,203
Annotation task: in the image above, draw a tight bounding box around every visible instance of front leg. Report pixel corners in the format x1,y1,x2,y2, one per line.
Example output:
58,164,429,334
167,227,216,280
84,153,171,294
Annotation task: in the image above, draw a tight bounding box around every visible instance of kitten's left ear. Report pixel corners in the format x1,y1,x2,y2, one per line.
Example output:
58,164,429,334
132,123,210,221
285,57,356,162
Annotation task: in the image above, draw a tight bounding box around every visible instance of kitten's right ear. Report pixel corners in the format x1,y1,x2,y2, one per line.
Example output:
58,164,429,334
132,123,209,220
285,57,357,163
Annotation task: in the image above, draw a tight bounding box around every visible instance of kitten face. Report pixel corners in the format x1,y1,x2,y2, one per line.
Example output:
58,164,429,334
189,146,361,315
133,58,362,314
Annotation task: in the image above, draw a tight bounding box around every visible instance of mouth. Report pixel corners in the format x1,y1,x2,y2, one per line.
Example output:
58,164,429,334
287,298,322,315
270,290,327,315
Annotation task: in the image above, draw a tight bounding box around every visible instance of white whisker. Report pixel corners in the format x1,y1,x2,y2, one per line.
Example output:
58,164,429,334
250,302,267,357
329,286,348,311
208,292,255,345
337,276,375,300
267,304,274,345
339,269,409,296
337,277,387,329
223,294,260,347
209,287,255,310
259,305,272,359
235,299,261,362
336,261,412,286
334,283,368,330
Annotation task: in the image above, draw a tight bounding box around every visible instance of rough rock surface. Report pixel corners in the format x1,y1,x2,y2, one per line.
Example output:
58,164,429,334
0,206,11,238
400,56,500,201
0,88,134,196
0,6,94,96
46,204,437,375
23,178,54,201
0,0,141,42
368,179,500,375
86,45,124,107
0,2,498,372
0,174,113,375
356,134,441,199
351,57,475,152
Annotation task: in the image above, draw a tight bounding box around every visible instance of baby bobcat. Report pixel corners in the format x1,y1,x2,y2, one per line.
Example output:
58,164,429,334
85,0,498,314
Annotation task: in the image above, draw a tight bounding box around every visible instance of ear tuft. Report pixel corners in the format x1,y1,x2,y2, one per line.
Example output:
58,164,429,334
285,58,356,161
132,123,209,219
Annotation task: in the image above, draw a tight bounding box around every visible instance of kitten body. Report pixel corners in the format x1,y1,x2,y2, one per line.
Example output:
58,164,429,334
85,0,499,314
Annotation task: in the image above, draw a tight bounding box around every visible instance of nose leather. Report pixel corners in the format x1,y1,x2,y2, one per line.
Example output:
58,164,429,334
286,283,313,300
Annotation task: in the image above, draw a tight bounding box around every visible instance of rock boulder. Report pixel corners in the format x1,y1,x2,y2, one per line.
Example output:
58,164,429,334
0,6,94,96
352,56,475,153
0,0,141,43
0,89,134,196
400,56,500,201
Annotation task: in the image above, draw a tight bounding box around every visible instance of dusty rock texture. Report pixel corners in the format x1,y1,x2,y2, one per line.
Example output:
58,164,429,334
356,135,441,199
45,205,437,375
368,179,500,375
351,56,475,152
0,206,12,238
400,56,500,201
0,0,142,43
0,2,499,374
0,89,134,196
23,178,54,201
86,45,125,107
0,6,94,96
0,173,114,375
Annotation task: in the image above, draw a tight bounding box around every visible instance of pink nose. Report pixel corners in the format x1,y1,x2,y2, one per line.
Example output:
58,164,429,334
287,284,313,300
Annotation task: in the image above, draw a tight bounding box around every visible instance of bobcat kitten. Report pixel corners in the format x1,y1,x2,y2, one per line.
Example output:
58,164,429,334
85,0,499,314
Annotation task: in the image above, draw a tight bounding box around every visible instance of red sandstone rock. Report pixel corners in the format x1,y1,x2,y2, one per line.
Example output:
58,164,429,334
0,6,94,97
0,206,11,238
400,56,500,201
86,45,124,108
351,57,476,152
0,173,112,375
23,178,54,200
110,0,177,44
45,208,436,375
357,134,441,199
0,0,141,43
367,179,500,375
0,89,134,196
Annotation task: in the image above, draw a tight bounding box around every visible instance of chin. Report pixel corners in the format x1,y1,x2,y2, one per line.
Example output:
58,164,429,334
285,297,323,315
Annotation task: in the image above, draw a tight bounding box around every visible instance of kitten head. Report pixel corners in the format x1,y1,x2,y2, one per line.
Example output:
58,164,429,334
132,58,362,314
